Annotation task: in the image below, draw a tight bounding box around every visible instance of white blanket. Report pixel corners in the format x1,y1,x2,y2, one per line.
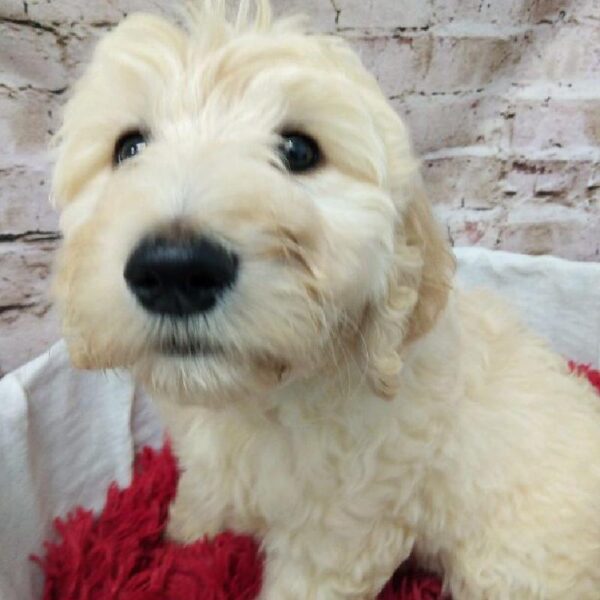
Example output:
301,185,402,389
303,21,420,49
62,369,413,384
1,247,599,600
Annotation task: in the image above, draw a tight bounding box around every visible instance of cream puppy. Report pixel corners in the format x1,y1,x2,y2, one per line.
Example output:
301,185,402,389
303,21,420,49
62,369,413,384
51,1,600,598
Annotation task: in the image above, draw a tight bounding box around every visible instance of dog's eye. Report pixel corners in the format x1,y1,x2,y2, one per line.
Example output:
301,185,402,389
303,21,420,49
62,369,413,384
114,131,147,165
278,133,321,173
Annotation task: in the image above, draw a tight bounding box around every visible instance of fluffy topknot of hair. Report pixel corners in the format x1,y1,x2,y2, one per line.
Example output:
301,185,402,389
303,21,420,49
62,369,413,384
184,0,306,47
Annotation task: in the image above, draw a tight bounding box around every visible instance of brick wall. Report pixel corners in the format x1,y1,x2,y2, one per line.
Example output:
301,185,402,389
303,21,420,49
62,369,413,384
1,0,599,374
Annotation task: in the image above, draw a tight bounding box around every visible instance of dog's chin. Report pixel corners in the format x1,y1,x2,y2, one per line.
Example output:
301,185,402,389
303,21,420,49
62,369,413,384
131,337,290,408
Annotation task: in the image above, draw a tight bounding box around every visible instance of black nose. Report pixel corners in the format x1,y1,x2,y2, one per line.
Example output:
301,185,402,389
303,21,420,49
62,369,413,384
124,235,239,316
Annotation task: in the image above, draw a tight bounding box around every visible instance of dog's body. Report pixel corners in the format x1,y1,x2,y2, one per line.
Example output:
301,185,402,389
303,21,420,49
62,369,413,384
161,289,600,599
51,1,600,598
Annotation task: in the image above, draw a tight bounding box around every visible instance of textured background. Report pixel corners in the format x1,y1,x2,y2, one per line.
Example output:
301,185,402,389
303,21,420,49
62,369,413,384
0,0,599,375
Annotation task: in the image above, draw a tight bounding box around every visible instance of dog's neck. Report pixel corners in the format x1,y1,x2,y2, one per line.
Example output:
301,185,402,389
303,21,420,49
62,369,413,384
253,290,462,428
150,292,462,433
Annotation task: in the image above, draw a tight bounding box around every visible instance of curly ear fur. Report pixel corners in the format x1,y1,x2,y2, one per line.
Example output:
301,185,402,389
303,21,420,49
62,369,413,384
361,105,455,397
363,173,455,398
403,179,456,344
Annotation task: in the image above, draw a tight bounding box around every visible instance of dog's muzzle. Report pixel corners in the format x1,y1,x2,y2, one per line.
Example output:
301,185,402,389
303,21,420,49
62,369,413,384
124,233,239,317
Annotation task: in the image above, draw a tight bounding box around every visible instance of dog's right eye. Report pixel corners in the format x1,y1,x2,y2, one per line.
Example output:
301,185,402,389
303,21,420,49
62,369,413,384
278,132,321,173
114,131,147,166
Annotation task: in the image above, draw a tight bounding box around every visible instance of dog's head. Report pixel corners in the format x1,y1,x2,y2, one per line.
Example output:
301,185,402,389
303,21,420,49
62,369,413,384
52,0,454,404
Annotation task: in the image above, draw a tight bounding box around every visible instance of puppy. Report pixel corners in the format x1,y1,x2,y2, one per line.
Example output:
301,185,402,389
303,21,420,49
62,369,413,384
51,1,600,598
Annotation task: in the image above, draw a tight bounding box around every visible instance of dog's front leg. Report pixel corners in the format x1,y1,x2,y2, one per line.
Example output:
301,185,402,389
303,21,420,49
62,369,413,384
165,468,228,543
259,524,414,600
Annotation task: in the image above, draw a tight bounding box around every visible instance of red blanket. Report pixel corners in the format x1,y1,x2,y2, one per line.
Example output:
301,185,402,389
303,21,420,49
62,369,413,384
34,364,600,600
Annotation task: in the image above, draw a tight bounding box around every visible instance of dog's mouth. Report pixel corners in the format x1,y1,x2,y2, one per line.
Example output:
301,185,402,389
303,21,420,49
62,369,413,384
156,336,224,358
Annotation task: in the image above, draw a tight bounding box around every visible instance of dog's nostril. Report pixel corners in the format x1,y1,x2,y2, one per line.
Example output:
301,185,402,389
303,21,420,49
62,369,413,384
136,272,162,291
124,234,239,317
188,273,209,291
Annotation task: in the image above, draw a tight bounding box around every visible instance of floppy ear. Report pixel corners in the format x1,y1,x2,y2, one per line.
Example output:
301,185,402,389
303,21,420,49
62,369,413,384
402,176,455,344
362,121,455,398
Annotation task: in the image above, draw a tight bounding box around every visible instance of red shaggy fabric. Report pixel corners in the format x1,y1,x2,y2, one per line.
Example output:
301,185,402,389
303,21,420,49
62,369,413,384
569,362,600,391
34,365,600,600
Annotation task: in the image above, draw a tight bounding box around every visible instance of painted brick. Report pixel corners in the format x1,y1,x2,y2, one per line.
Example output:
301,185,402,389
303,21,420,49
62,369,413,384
512,24,600,82
336,0,433,30
0,305,60,377
439,197,600,262
527,0,600,25
349,28,525,96
0,239,57,308
510,96,600,153
588,163,600,197
423,155,506,209
433,0,569,26
0,242,61,378
436,204,505,248
0,239,60,375
0,87,60,169
452,0,600,26
0,0,26,19
0,165,58,234
271,0,336,32
24,0,178,26
393,92,507,154
347,34,421,96
0,22,67,90
422,27,525,92
575,0,600,23
24,0,334,29
499,204,600,259
501,159,599,207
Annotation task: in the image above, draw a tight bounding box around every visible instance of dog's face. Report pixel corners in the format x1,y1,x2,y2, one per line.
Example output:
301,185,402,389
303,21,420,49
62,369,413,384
52,1,453,404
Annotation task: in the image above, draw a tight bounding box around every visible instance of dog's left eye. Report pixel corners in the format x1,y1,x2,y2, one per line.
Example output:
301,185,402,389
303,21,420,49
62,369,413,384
114,131,147,165
278,132,321,173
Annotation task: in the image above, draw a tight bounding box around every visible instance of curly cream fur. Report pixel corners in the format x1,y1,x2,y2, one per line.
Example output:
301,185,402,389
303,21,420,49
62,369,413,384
52,2,600,598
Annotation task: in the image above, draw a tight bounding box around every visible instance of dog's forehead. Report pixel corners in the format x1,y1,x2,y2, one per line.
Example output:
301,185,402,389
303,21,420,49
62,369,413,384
92,16,353,127
53,13,396,205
